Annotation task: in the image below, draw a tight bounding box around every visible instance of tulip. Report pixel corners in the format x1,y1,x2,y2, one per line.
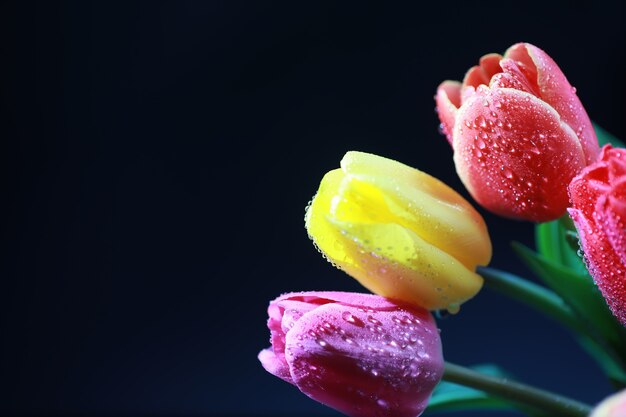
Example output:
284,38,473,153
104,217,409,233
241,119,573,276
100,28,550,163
590,389,626,417
436,42,599,222
258,291,444,417
305,151,491,312
568,144,626,327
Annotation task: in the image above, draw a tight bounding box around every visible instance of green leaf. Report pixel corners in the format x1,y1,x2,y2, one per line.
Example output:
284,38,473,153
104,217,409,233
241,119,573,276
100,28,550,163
479,267,579,333
594,123,626,148
513,242,626,365
480,266,626,387
427,364,549,416
426,365,515,414
535,216,587,275
577,335,626,389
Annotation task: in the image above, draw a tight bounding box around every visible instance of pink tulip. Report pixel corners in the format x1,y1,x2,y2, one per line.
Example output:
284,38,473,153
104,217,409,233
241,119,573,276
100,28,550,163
436,42,599,222
590,388,626,417
258,291,444,417
569,145,626,327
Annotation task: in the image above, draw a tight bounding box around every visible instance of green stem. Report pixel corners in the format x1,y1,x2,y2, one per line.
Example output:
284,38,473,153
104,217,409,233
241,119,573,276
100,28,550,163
443,362,593,417
477,266,582,333
478,266,626,385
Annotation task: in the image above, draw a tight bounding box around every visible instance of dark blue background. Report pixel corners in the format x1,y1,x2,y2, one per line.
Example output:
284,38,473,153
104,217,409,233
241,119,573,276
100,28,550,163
1,1,625,416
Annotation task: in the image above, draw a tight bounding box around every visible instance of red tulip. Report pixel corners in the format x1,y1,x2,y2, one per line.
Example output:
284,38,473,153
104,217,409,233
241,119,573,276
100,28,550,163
258,291,444,417
436,42,599,222
569,145,626,327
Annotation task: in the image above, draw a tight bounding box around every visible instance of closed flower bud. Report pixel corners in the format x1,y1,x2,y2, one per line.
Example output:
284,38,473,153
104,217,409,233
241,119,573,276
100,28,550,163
436,42,599,222
590,388,626,417
305,151,491,312
258,291,444,417
568,144,626,327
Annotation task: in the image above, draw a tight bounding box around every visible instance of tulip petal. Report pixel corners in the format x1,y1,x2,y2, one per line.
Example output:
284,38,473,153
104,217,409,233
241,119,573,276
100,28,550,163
327,219,483,311
462,53,503,90
569,207,626,327
491,58,540,96
285,301,442,417
506,43,599,164
258,347,293,383
271,291,402,311
453,86,586,221
306,152,490,310
569,162,611,216
435,81,462,145
590,388,626,417
340,151,491,269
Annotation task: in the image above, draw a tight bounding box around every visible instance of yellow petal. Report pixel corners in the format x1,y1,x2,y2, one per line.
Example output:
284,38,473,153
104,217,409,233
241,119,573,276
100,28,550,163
328,219,483,311
341,151,491,269
305,151,492,311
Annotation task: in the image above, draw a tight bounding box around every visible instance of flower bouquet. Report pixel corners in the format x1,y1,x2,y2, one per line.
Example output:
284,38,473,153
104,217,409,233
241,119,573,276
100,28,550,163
258,43,626,417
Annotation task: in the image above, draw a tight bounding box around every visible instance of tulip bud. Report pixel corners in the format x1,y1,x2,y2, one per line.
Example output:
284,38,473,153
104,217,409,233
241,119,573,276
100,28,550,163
590,388,626,417
258,291,444,417
568,144,626,327
436,42,599,222
305,151,491,312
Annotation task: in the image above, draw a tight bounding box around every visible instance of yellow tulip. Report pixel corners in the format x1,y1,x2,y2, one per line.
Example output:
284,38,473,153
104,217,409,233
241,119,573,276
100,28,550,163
305,151,492,312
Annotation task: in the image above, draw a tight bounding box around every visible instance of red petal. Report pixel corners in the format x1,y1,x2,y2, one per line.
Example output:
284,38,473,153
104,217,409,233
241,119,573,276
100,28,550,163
569,161,612,219
570,205,626,327
435,81,461,146
491,58,540,96
453,86,586,221
507,43,599,164
462,53,503,90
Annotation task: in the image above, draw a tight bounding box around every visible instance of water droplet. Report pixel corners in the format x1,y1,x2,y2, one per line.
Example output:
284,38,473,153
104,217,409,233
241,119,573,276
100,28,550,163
447,304,461,314
342,311,362,326
476,138,486,149
503,168,514,179
377,399,389,408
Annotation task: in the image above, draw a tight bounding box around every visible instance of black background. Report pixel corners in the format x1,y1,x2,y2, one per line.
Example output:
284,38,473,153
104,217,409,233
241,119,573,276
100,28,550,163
1,1,625,416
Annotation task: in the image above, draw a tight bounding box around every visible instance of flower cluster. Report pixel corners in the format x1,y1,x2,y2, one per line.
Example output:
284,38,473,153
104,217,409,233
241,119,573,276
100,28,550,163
259,42,626,417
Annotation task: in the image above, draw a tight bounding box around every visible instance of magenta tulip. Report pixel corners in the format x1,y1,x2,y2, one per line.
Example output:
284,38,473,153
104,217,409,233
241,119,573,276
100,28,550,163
569,145,626,327
436,42,599,222
258,291,444,417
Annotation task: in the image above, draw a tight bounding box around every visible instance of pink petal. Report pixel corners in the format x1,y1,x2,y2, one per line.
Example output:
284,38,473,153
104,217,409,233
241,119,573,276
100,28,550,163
462,53,503,90
272,291,403,311
491,58,540,96
258,347,292,383
569,162,612,219
435,81,462,145
285,301,442,417
453,86,586,221
599,179,626,258
603,146,626,180
506,43,599,164
569,206,626,327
